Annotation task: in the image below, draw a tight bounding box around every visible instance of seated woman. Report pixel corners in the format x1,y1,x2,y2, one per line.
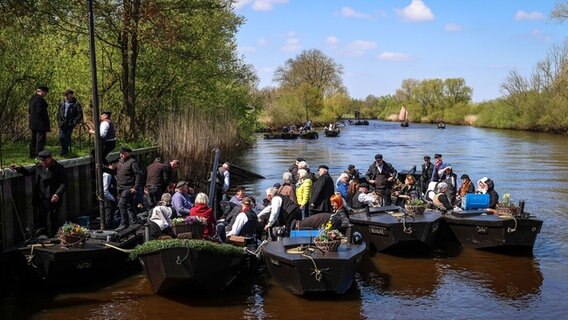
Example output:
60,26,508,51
189,193,216,238
329,193,349,233
393,175,420,206
432,182,454,212
455,174,475,206
476,177,499,209
148,193,174,240
336,173,349,199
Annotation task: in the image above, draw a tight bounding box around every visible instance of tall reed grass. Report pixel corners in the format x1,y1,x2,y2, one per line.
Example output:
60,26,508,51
157,108,241,184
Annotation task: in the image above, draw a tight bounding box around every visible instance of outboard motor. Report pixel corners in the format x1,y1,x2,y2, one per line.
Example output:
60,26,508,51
351,231,363,245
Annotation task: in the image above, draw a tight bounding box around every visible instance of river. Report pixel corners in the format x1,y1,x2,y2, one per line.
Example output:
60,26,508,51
2,121,568,319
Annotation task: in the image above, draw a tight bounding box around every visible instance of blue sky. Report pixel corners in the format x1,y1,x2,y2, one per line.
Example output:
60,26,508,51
234,0,568,102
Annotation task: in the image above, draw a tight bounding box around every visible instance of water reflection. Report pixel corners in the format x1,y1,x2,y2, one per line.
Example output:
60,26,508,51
439,248,543,301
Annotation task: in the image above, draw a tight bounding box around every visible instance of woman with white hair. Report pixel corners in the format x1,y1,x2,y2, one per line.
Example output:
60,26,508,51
148,193,174,240
432,182,454,212
278,171,297,204
336,172,349,199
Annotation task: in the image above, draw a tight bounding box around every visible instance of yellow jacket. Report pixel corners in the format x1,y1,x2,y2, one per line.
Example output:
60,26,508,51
296,178,312,206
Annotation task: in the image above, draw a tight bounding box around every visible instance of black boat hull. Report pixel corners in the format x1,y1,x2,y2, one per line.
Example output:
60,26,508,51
324,129,340,137
443,213,543,250
349,206,442,252
139,247,245,294
262,237,366,295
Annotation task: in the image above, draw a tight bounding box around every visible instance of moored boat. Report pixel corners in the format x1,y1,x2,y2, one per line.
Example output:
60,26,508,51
3,224,143,283
349,119,369,125
349,206,442,253
442,210,543,252
299,131,318,139
263,132,299,139
262,237,366,295
133,239,248,295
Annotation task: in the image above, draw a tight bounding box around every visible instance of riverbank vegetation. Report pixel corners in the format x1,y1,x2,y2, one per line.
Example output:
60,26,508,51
0,0,262,177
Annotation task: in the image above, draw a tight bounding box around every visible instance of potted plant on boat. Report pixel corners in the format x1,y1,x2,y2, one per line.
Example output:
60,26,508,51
404,198,427,215
495,193,519,216
57,222,89,248
171,216,207,239
313,221,343,253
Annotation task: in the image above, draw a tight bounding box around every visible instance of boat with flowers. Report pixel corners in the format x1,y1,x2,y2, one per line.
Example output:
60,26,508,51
349,205,442,253
132,239,252,294
261,226,366,295
442,194,543,252
4,221,143,283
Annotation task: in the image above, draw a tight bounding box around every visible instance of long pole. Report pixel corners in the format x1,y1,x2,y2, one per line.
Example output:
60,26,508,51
87,0,105,230
208,148,221,209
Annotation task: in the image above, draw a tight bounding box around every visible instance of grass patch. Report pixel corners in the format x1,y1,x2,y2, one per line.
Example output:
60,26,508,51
129,239,245,260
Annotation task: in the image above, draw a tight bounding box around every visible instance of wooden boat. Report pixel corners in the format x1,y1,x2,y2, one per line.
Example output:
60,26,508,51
349,119,369,125
349,206,442,253
324,128,340,137
442,210,543,252
399,106,409,127
262,237,366,295
3,224,143,283
134,239,248,294
263,132,299,140
299,131,318,139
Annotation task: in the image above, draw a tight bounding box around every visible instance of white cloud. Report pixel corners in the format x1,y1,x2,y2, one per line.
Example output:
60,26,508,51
342,40,378,57
239,46,256,54
444,23,462,32
395,0,434,22
339,6,373,19
233,0,288,11
326,36,339,46
281,33,301,52
529,29,551,42
257,38,269,46
378,52,411,61
515,10,544,21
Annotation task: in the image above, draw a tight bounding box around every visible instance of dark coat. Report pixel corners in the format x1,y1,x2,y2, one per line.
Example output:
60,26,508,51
365,161,397,190
145,160,167,189
29,94,50,131
16,161,67,206
309,173,335,213
486,179,499,209
116,156,143,190
56,98,83,128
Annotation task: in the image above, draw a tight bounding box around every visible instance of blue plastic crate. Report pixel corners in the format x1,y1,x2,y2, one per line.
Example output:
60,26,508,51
462,193,490,210
290,230,320,238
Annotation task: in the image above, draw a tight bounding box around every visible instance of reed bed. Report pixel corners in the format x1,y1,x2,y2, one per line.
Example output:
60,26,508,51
157,108,240,184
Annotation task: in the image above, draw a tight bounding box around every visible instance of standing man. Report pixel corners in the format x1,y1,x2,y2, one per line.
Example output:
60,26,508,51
11,150,67,236
56,89,83,156
103,155,120,229
420,155,434,194
164,159,180,192
28,86,50,158
430,153,447,183
365,154,397,206
145,157,168,208
309,165,335,215
115,146,143,231
89,110,116,165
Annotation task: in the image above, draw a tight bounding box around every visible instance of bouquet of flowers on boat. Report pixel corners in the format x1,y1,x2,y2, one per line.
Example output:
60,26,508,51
496,193,520,216
171,216,208,239
57,222,89,248
313,220,343,252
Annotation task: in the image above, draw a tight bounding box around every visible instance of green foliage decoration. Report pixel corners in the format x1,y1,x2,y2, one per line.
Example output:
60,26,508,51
129,239,245,260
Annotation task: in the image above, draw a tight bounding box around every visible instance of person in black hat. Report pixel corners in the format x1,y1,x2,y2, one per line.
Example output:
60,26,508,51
431,153,447,183
420,155,434,195
57,89,83,156
309,164,335,215
28,85,50,158
10,150,67,236
89,110,117,165
288,157,305,184
115,146,143,231
344,164,360,181
365,153,397,205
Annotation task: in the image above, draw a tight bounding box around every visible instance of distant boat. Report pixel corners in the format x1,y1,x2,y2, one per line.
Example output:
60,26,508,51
399,106,409,127
349,119,369,125
437,122,446,129
324,127,340,137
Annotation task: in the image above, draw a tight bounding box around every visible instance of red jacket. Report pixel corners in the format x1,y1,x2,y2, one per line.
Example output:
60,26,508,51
190,204,216,237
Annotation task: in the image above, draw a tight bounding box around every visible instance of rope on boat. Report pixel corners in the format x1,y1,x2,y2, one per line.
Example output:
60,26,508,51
497,214,518,233
389,212,413,234
176,247,190,265
245,240,268,258
301,250,329,282
103,242,133,253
